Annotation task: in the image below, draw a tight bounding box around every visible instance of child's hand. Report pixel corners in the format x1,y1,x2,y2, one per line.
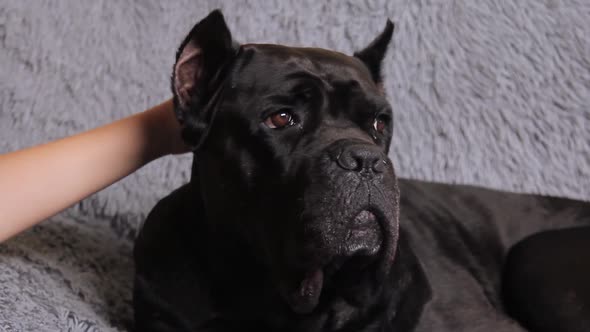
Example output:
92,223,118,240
142,98,191,159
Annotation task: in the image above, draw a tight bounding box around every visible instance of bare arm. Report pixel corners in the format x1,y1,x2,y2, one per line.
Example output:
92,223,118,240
0,99,188,242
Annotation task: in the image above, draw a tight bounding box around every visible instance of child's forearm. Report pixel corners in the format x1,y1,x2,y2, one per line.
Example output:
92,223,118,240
0,99,184,242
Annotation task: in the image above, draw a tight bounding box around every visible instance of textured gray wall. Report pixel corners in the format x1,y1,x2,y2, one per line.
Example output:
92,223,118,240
2,0,589,218
0,1,589,330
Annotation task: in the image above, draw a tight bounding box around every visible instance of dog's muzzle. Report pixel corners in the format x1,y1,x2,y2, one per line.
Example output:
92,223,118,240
280,142,392,315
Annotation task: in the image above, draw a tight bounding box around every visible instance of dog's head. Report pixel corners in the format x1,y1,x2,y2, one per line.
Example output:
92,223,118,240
172,10,398,320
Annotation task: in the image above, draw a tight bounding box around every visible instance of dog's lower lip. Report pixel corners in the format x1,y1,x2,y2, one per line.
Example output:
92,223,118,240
346,209,383,253
320,209,384,280
352,210,377,227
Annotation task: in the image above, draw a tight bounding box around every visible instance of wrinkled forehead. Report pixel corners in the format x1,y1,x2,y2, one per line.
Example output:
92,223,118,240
229,44,379,94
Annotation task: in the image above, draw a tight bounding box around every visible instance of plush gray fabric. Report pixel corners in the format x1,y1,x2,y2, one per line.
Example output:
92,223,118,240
0,1,588,330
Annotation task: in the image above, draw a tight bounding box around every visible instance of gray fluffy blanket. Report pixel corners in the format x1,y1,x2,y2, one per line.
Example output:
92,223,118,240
1,1,588,331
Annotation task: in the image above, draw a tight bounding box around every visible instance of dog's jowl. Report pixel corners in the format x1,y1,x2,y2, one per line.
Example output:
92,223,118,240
133,10,590,332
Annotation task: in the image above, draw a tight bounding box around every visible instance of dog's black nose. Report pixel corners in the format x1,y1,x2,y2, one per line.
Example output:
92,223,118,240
337,144,386,174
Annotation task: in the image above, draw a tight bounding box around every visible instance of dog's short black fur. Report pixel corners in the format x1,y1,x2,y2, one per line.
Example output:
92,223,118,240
133,10,590,331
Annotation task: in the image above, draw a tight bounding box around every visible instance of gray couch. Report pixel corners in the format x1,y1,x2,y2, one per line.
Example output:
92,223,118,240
1,1,588,331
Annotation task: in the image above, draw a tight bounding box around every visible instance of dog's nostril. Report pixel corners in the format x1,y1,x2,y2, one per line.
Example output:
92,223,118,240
337,150,360,171
372,159,387,173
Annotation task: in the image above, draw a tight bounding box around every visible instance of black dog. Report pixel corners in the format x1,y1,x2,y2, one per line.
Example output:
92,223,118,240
133,10,590,332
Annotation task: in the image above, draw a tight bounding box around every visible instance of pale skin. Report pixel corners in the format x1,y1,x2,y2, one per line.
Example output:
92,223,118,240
0,99,189,243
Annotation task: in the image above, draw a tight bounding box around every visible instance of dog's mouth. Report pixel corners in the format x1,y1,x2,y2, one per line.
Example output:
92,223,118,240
281,209,384,314
283,268,325,315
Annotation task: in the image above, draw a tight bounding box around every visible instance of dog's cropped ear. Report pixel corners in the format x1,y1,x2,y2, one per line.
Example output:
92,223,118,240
172,9,238,148
354,20,394,87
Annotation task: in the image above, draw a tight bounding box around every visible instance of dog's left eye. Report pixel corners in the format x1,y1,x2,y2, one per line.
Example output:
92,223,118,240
263,111,295,129
373,114,389,134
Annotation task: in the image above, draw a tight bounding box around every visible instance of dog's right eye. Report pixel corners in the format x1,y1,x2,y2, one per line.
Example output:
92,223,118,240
263,110,296,129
